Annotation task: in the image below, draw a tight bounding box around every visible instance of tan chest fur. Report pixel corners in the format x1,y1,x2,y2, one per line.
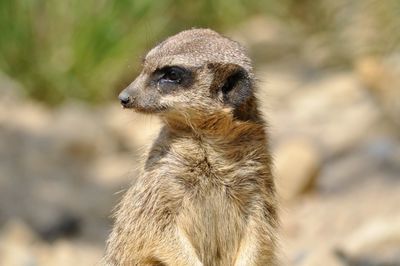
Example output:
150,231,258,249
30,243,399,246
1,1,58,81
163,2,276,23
111,128,273,265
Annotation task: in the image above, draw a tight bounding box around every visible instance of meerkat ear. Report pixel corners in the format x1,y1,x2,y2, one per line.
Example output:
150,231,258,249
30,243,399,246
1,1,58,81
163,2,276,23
208,63,253,108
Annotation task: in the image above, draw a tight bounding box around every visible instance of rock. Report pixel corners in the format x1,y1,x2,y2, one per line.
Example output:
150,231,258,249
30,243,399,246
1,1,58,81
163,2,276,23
37,240,103,266
337,216,400,265
0,72,51,135
89,154,138,186
0,71,25,102
256,63,306,105
0,219,39,244
0,220,39,266
274,137,321,200
229,16,300,63
50,102,117,160
355,55,400,128
298,247,345,266
0,100,51,135
300,34,350,68
103,104,161,151
37,213,81,242
0,220,102,266
267,72,382,158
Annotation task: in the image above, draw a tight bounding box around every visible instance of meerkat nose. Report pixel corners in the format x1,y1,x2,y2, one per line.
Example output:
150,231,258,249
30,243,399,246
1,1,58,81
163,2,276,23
118,90,131,107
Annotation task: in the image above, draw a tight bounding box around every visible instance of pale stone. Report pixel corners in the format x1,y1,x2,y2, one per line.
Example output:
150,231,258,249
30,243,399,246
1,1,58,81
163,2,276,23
274,137,321,200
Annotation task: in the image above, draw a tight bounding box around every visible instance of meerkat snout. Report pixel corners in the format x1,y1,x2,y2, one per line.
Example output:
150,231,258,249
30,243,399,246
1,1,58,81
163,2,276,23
118,90,131,107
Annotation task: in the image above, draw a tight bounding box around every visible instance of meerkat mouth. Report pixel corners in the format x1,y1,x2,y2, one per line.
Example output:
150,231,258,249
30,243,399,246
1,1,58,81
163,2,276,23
123,104,168,114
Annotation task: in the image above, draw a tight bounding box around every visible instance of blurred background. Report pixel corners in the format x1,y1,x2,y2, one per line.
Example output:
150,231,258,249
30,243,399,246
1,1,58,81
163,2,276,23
0,0,399,265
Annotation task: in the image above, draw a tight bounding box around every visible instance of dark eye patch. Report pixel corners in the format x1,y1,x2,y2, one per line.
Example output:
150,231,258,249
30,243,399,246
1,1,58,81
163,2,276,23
154,66,192,85
163,67,183,83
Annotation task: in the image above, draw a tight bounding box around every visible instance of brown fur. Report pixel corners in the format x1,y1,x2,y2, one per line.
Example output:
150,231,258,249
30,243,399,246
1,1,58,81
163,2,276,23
104,28,278,266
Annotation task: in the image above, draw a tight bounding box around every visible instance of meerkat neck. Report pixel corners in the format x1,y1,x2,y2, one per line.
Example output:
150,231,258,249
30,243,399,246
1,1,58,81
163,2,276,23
161,98,265,140
161,113,267,145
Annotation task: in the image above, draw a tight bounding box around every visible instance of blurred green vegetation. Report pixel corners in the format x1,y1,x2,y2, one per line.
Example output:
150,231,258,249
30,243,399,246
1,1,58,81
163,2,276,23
0,0,287,104
0,0,399,105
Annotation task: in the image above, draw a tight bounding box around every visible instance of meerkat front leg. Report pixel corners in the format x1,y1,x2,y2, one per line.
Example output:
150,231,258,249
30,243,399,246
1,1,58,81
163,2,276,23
171,227,203,266
153,226,203,266
234,215,277,266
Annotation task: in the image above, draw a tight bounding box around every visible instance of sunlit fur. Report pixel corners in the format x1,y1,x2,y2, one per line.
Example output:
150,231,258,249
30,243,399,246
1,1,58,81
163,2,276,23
104,29,279,266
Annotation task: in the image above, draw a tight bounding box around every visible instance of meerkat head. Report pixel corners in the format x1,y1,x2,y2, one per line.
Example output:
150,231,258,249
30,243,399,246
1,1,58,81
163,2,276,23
119,28,260,127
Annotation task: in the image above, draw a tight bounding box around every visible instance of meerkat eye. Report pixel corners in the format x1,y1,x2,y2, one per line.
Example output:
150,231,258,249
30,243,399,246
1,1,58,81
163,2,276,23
159,66,185,83
164,69,179,81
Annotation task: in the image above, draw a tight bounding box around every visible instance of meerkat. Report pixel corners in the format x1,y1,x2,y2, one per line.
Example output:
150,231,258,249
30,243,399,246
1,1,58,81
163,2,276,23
104,28,278,266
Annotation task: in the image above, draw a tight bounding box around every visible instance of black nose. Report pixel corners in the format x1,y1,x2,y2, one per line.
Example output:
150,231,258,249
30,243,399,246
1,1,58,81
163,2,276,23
118,91,131,107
